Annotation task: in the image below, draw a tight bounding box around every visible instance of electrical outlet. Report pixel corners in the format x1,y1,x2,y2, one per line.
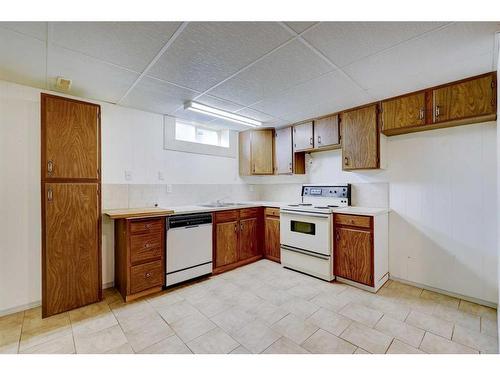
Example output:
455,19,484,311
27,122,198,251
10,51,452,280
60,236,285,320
166,184,173,193
124,170,132,181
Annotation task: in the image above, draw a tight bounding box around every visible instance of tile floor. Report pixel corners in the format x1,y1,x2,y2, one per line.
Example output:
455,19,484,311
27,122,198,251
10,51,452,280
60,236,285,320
0,260,498,354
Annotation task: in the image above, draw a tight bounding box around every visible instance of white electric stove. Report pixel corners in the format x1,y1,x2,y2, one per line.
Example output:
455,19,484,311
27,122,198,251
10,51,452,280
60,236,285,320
280,184,351,281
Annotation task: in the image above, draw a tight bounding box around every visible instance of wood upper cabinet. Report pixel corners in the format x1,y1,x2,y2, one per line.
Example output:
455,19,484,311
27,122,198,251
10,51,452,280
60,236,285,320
42,94,100,180
381,92,426,132
275,127,306,175
341,105,379,170
264,207,280,263
239,129,274,175
43,183,100,316
293,121,313,152
433,73,496,123
314,115,340,149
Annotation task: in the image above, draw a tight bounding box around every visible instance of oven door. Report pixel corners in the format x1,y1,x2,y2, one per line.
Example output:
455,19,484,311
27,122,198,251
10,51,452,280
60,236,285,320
280,209,332,256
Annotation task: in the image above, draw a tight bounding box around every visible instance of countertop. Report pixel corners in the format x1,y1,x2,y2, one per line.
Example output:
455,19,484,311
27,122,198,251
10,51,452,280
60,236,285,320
104,207,175,219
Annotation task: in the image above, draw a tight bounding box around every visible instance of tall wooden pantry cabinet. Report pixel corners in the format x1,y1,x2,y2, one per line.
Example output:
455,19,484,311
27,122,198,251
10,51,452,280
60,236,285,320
41,94,102,317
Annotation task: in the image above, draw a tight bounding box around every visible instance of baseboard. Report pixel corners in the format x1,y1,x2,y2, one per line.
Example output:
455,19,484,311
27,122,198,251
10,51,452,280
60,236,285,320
389,276,498,309
0,282,116,318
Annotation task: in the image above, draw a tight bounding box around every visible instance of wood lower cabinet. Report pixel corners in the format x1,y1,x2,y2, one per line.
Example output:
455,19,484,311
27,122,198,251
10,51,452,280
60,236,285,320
264,207,280,263
213,208,263,274
239,129,274,175
341,104,379,170
334,213,389,292
41,94,101,317
314,115,340,149
114,217,166,302
381,92,426,133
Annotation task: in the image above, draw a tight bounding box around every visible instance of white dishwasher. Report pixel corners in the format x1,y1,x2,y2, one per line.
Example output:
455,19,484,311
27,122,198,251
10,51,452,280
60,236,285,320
166,213,213,287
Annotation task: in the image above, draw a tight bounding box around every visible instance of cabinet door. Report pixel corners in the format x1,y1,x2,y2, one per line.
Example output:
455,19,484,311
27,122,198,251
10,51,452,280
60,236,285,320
43,183,100,316
42,94,100,180
275,127,293,174
293,121,313,151
334,227,373,286
264,216,280,262
341,105,379,170
433,74,496,123
215,221,239,268
239,217,259,260
381,92,426,132
251,129,274,175
314,115,339,148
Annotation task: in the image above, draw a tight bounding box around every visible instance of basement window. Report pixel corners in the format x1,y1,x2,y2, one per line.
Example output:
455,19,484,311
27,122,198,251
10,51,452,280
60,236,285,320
175,121,229,148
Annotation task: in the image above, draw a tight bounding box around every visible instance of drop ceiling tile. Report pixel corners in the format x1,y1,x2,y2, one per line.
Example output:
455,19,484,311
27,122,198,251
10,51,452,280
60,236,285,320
195,94,245,112
0,22,47,40
48,45,139,103
120,76,198,115
251,70,372,122
284,22,317,34
209,39,334,106
343,22,500,99
148,22,292,92
0,27,46,88
303,22,448,68
52,22,181,72
235,108,277,123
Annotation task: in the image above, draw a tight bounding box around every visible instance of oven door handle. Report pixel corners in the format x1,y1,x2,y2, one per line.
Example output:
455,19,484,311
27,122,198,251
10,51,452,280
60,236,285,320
280,209,330,218
280,245,330,260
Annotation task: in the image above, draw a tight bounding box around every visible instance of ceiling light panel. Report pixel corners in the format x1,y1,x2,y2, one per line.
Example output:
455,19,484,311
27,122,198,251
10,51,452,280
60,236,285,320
185,101,262,127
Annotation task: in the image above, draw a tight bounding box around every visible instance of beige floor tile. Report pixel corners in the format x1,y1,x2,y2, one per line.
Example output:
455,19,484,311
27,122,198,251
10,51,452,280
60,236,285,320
310,292,352,313
186,327,239,354
20,326,73,352
147,291,184,310
170,311,216,343
191,294,234,317
211,306,256,334
20,333,75,354
405,310,453,339
224,291,263,311
302,329,356,354
21,307,71,338
262,337,310,354
387,339,425,354
271,314,318,345
104,343,135,354
458,300,496,319
247,301,288,326
74,324,128,354
139,335,191,354
338,303,383,327
287,284,324,300
452,324,498,354
361,296,411,321
280,298,320,319
481,317,498,338
0,311,24,330
375,315,425,348
0,342,19,353
175,283,211,304
420,332,478,354
407,296,439,315
354,347,370,354
70,302,117,337
254,285,294,306
340,322,392,354
103,288,122,305
383,281,423,298
420,290,460,309
432,304,480,332
124,319,175,352
229,345,251,354
232,320,281,354
306,308,352,336
0,325,22,352
156,300,200,325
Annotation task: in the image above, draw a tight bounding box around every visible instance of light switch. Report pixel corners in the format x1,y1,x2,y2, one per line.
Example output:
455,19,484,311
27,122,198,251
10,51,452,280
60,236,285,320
166,184,173,193
124,170,132,181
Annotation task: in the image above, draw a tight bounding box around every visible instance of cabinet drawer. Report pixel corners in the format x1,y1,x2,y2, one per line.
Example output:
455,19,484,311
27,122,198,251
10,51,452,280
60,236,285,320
215,210,239,223
130,232,163,265
335,214,372,229
130,260,163,294
130,218,163,234
240,207,260,219
265,207,280,217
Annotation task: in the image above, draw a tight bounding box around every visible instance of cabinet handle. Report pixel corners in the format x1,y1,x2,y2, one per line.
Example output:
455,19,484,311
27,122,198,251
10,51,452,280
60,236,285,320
317,136,322,144
344,156,349,166
47,188,53,201
336,231,340,242
435,105,440,119
309,137,313,146
419,108,425,120
145,272,151,279
145,242,152,248
145,224,152,229
47,160,54,175
240,223,244,231
234,224,238,232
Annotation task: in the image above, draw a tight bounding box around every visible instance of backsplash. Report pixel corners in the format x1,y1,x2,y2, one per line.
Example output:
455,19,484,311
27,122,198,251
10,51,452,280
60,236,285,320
102,182,389,209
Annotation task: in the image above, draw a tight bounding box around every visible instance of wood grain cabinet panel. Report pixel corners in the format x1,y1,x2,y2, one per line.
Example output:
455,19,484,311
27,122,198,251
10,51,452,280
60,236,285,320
264,213,280,263
42,94,100,180
293,121,314,152
130,260,163,295
239,129,274,175
334,227,373,286
381,92,426,132
215,221,239,268
314,115,340,148
275,127,294,174
130,233,163,265
239,217,259,261
43,183,100,316
433,74,496,123
341,105,379,170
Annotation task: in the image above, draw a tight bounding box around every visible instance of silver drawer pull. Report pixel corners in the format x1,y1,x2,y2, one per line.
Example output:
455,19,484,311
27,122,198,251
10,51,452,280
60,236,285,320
145,272,151,278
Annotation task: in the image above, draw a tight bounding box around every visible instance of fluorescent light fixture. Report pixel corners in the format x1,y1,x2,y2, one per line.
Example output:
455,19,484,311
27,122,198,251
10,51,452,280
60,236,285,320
184,101,262,127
